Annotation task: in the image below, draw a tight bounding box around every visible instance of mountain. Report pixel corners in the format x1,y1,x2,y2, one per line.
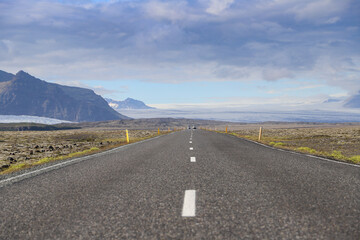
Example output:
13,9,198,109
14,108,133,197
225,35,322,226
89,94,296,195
0,70,130,122
344,91,360,108
105,97,155,110
0,70,14,82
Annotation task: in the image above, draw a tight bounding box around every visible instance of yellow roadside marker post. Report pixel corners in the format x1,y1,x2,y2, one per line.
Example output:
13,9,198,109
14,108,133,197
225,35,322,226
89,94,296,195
126,129,130,143
168,127,170,132
226,126,228,133
258,127,262,141
158,128,160,135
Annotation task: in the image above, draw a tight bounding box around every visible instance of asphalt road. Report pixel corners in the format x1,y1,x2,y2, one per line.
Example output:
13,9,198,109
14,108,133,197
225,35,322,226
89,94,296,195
0,130,359,239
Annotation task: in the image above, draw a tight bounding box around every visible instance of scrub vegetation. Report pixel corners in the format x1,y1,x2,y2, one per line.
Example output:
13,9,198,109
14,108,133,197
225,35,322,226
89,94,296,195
0,128,172,175
222,125,360,164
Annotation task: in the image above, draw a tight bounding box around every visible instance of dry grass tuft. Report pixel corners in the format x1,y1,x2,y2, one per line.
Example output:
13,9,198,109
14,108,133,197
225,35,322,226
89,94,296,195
221,125,360,164
0,129,169,175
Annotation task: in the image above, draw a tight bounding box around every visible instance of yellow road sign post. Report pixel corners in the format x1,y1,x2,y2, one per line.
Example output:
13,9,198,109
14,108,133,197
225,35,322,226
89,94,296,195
126,129,130,143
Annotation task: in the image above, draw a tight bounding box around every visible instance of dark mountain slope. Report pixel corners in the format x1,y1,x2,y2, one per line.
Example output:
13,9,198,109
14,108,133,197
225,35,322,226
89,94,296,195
0,70,14,82
0,70,129,122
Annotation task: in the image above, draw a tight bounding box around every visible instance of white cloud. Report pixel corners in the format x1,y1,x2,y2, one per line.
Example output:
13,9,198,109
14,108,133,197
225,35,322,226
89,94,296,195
206,0,234,15
329,92,349,98
150,94,332,110
290,0,349,22
262,68,294,81
0,0,358,95
324,16,340,24
266,85,323,94
144,1,188,21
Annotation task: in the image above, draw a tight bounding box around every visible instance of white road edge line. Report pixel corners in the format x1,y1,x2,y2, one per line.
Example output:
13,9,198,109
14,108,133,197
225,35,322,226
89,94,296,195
190,157,196,162
182,190,196,217
190,147,194,150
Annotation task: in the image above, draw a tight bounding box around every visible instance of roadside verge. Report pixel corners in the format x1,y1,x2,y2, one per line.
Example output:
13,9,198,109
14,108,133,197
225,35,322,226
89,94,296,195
0,131,177,186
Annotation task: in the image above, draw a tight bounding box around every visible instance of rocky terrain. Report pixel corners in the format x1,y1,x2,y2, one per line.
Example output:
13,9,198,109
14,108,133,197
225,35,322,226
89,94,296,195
1,121,360,174
0,129,160,173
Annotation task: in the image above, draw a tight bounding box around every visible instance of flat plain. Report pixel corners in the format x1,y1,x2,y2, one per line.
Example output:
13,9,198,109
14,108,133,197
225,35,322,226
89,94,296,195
0,128,161,174
221,123,360,164
1,121,360,175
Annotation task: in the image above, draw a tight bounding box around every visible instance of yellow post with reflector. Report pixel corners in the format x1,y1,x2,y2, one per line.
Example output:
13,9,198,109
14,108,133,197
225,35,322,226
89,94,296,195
226,126,228,133
126,129,129,143
158,128,160,135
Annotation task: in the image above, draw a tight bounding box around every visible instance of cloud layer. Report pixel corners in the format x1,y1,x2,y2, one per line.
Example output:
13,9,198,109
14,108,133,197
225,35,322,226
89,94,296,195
0,0,359,93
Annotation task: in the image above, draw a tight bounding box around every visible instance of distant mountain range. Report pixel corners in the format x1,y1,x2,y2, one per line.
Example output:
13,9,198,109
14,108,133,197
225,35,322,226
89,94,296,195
0,70,130,122
105,98,155,110
344,91,360,108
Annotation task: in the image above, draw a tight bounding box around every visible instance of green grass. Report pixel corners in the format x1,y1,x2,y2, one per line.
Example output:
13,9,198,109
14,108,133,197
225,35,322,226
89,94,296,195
269,142,286,147
1,163,28,174
349,155,360,164
297,147,318,154
1,147,101,174
330,150,346,160
34,147,100,165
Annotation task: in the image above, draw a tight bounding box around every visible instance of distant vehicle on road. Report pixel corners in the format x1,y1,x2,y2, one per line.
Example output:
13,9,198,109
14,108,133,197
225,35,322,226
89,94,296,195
192,126,197,129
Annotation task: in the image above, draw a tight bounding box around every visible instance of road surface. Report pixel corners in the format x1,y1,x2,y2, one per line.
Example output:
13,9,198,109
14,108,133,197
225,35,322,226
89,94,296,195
0,130,359,239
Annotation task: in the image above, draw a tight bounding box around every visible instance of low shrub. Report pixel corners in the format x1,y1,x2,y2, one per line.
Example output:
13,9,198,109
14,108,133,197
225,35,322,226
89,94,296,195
297,147,317,154
270,142,285,147
330,150,346,160
349,155,360,164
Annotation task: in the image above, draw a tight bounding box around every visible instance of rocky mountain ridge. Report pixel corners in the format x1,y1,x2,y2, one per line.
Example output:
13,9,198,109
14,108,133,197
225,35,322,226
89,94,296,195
0,70,129,122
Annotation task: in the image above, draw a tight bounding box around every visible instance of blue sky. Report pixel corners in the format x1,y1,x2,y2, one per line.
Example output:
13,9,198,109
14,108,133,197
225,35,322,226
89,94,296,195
0,0,359,109
83,78,343,106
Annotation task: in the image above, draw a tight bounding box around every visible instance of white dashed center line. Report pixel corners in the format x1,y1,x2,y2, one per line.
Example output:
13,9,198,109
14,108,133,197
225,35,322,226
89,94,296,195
182,190,196,217
189,141,192,143
189,147,193,150
190,157,196,162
